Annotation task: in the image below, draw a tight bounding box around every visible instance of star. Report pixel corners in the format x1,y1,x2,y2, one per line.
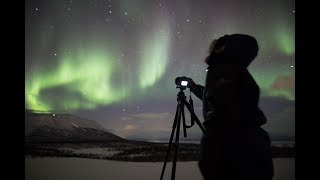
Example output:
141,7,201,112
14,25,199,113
35,8,39,11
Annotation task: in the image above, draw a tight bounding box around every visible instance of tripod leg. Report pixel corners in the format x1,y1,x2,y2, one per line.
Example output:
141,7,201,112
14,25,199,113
171,102,183,180
160,103,180,180
181,103,187,137
193,114,206,133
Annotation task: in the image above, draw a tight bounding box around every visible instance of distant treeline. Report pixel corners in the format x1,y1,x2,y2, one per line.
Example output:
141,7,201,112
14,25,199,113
25,141,295,162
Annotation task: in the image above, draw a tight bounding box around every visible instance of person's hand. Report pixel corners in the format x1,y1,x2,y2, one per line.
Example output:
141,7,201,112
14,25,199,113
185,77,197,90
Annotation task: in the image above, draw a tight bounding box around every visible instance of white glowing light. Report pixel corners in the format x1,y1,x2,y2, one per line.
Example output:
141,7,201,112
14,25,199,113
72,122,79,127
181,81,188,86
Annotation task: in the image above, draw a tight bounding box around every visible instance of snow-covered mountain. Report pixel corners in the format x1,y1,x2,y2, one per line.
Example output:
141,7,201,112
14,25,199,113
25,109,124,143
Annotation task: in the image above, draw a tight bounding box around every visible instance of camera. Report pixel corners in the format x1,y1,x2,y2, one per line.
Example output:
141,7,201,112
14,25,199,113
175,76,189,87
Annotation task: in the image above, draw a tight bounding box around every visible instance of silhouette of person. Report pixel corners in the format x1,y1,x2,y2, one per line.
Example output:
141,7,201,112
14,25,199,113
186,34,274,180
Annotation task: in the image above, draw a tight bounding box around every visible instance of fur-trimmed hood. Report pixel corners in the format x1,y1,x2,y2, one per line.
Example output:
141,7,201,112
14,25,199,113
207,34,259,67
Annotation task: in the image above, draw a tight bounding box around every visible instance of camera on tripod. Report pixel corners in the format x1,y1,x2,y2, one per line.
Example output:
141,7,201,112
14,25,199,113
160,76,205,180
175,76,190,88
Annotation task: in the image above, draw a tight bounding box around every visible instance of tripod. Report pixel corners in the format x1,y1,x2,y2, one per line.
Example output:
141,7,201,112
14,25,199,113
160,87,205,180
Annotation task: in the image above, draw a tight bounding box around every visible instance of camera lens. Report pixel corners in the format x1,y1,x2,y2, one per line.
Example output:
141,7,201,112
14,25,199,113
175,77,181,86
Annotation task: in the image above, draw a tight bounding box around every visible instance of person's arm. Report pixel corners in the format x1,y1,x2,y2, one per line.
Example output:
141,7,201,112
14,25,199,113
187,78,204,101
190,84,205,101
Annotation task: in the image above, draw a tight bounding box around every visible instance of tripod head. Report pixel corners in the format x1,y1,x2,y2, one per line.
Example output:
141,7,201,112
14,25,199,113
176,85,187,91
176,87,187,101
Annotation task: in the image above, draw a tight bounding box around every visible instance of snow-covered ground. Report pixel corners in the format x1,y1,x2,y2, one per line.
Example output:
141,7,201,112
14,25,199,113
25,157,294,180
58,147,121,157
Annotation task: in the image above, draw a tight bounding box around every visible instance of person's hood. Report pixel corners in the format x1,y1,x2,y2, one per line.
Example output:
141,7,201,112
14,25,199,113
209,34,259,67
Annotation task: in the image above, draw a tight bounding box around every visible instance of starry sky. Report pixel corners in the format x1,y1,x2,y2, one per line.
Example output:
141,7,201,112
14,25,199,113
25,0,295,140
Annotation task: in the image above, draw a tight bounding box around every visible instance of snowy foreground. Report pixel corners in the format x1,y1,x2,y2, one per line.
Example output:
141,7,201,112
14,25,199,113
25,157,294,180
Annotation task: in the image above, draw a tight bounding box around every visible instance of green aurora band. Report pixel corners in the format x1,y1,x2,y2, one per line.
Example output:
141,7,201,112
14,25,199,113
25,48,128,111
274,23,295,55
139,17,172,89
25,24,173,111
25,8,294,111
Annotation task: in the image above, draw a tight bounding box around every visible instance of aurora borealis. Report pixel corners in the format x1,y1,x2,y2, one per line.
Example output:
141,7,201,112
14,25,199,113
25,0,295,140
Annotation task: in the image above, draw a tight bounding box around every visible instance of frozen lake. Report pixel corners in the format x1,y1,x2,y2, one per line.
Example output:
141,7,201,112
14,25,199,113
25,157,294,180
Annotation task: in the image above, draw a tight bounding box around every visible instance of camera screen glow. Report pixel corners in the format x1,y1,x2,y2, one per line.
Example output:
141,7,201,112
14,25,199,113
181,81,188,86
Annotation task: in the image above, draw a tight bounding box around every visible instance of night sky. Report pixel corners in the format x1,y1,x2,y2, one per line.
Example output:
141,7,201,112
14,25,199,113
25,0,295,140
